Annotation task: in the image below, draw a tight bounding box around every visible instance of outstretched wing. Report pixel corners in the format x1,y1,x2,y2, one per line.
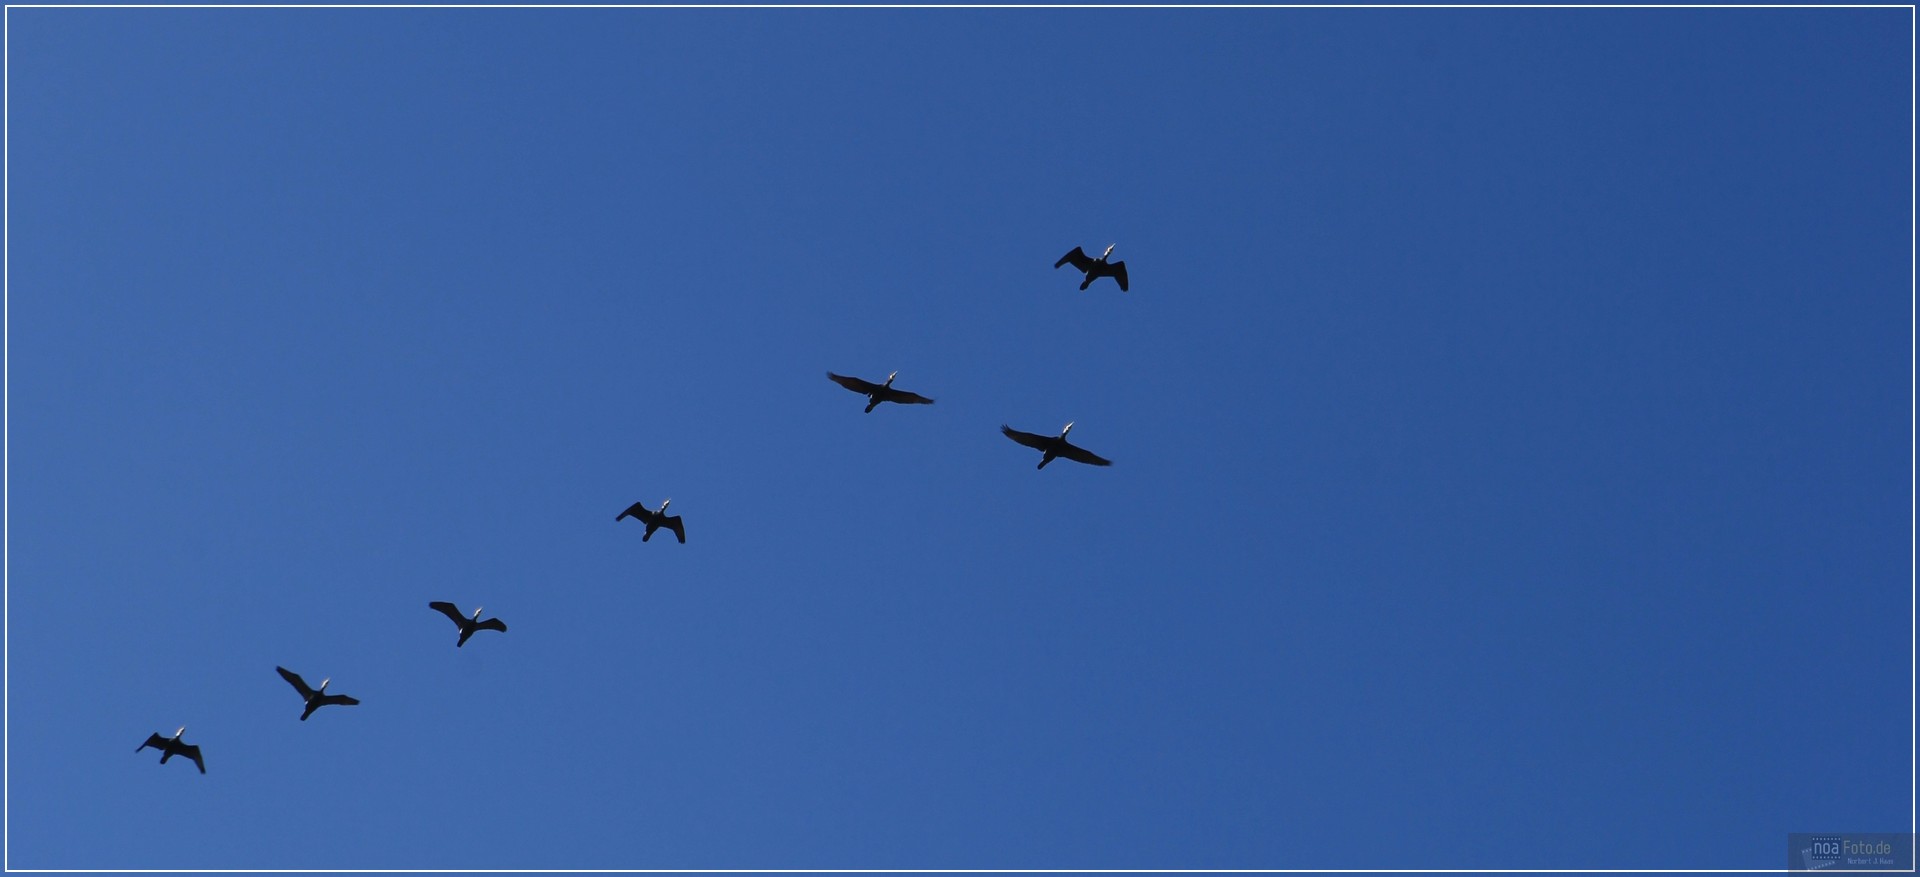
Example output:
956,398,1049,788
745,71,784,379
138,733,167,752
276,666,315,699
1086,259,1129,290
1054,246,1093,271
878,387,934,406
180,743,205,774
1001,425,1055,451
428,601,468,628
617,502,655,525
475,618,508,634
662,515,686,544
827,372,882,395
320,693,360,708
1055,440,1113,467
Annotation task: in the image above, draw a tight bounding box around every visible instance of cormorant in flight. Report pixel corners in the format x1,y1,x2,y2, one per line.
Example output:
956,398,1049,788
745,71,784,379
827,371,935,413
617,498,686,543
429,602,508,648
136,727,205,774
1055,244,1129,292
276,666,361,721
1001,422,1113,469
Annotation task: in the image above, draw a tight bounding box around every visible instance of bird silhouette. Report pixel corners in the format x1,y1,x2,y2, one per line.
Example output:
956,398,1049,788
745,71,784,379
1001,422,1113,469
429,602,508,648
276,666,361,721
617,498,686,543
827,371,935,413
1054,244,1129,292
136,727,204,774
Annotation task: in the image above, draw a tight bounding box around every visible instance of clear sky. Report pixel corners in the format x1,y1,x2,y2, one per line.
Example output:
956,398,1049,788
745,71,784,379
6,6,1912,871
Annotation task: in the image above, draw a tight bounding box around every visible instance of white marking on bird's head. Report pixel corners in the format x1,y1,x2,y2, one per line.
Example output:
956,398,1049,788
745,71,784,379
319,677,330,691
174,727,186,738
661,498,670,511
1063,422,1075,436
1102,244,1116,259
886,371,898,385
473,606,483,620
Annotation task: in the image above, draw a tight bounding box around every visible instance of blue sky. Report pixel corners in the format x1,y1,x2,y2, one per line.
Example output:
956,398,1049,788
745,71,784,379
6,6,1913,870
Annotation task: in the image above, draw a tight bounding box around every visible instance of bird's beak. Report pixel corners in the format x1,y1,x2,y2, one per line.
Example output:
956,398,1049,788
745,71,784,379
320,677,330,691
175,727,186,737
1063,421,1074,435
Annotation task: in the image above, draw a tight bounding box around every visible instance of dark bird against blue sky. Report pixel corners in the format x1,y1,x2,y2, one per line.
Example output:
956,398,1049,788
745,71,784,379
1001,422,1113,469
827,371,935,413
134,728,204,775
275,667,362,722
428,602,509,648
617,499,686,544
1055,243,1129,291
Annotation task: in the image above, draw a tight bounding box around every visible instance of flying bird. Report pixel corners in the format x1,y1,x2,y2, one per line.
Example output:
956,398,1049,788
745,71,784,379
1054,244,1129,292
827,371,935,413
136,727,204,774
1001,422,1113,469
276,666,361,721
429,601,508,648
617,498,686,543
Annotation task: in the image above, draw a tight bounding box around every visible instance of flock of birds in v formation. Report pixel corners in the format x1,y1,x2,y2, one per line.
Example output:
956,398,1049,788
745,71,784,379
135,244,1134,776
